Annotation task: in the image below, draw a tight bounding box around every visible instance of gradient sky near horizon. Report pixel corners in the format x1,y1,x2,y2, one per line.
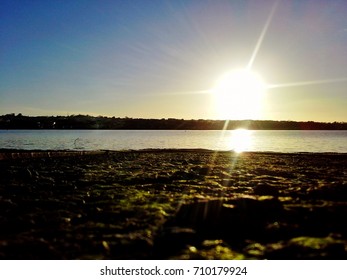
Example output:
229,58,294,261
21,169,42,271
1,0,347,121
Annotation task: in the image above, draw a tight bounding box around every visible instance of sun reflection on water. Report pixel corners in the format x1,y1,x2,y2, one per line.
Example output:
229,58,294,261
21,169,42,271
229,129,253,153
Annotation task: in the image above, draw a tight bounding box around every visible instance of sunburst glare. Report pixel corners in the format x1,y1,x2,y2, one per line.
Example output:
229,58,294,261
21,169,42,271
213,69,267,120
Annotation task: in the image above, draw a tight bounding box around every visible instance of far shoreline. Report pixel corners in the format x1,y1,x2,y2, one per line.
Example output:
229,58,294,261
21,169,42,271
1,114,346,130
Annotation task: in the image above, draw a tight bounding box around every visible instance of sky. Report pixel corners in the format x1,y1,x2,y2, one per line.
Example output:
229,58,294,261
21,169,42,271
1,0,347,121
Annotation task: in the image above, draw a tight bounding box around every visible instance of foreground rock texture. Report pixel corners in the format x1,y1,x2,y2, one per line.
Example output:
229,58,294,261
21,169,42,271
0,150,346,259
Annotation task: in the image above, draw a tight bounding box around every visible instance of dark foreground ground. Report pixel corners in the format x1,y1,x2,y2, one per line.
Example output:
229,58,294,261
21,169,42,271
0,149,346,260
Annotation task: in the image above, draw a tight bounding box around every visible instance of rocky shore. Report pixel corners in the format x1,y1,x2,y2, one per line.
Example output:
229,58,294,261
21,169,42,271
0,149,346,259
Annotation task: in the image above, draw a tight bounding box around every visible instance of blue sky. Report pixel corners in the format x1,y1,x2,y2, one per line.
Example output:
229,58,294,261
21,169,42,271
1,0,347,121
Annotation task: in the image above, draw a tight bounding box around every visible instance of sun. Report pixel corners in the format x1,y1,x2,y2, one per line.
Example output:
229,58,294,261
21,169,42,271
212,69,267,120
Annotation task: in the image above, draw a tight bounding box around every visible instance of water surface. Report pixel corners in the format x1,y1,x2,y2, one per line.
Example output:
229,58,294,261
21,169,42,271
0,130,346,153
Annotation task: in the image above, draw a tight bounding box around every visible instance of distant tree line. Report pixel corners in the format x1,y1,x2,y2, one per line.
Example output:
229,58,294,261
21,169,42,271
0,113,346,130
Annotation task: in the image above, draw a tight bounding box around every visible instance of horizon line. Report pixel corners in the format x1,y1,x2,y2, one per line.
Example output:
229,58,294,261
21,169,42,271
1,113,346,124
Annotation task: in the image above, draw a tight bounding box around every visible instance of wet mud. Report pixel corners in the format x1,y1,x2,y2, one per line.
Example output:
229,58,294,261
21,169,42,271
0,149,346,259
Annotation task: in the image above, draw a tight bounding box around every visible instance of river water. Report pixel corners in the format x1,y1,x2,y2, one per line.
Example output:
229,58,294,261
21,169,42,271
0,130,346,153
